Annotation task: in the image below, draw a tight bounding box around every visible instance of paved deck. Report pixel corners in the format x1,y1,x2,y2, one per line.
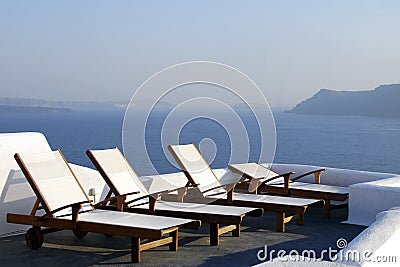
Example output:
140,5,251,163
0,207,365,266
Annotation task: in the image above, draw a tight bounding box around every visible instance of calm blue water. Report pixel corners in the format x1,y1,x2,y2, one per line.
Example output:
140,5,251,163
0,110,399,175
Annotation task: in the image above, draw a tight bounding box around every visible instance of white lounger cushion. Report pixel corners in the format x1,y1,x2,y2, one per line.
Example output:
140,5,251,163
232,194,319,206
132,201,255,216
77,209,193,230
266,182,349,194
200,192,319,206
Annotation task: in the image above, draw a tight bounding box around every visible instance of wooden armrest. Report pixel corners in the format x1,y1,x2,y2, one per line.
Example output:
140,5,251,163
94,191,140,207
205,191,228,197
291,168,327,182
125,194,159,215
37,200,90,221
202,182,237,205
124,186,194,206
185,181,199,188
259,172,295,187
125,194,153,205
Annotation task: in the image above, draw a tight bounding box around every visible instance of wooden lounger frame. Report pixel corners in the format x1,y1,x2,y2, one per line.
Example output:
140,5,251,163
228,163,348,218
7,150,200,263
168,144,322,233
86,148,263,246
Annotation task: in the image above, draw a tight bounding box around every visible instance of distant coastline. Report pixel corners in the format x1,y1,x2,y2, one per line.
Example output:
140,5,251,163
0,105,72,113
287,83,400,118
0,97,125,112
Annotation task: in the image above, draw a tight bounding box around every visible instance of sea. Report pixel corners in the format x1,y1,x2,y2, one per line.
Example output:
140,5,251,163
1,110,399,176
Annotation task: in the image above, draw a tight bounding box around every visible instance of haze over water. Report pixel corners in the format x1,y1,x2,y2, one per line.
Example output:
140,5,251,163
1,110,399,175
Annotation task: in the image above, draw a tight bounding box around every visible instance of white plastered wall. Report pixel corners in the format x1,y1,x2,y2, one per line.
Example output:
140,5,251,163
0,132,51,236
0,132,108,237
270,163,398,187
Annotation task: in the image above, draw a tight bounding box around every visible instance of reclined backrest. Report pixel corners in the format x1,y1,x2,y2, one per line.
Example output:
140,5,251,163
168,144,224,195
87,148,149,203
15,150,90,215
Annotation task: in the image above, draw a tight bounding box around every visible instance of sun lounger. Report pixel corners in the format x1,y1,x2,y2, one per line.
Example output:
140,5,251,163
86,147,263,246
228,162,349,217
7,149,201,263
168,144,323,232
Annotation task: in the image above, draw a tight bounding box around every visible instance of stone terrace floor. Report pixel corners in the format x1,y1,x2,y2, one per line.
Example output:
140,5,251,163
0,207,365,266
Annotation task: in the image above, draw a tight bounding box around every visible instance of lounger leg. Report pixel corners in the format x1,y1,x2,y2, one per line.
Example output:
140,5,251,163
297,212,304,225
324,200,331,218
169,230,178,251
210,223,219,246
232,224,241,237
131,237,140,263
276,213,285,232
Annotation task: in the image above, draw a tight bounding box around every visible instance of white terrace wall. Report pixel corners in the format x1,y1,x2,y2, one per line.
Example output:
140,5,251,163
270,163,398,187
0,132,51,236
0,132,108,237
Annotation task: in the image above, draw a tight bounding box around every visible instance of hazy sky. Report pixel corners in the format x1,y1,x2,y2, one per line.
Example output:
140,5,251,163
1,1,399,108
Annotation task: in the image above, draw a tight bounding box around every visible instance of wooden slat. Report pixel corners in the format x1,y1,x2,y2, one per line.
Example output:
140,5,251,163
283,215,295,224
256,183,348,202
160,226,179,236
289,189,348,201
253,185,288,196
41,228,62,235
79,222,164,239
7,213,166,240
140,237,174,251
218,225,237,236
7,213,73,229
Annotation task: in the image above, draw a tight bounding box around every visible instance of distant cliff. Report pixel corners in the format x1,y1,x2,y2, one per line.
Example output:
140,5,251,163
0,97,124,111
287,84,400,118
0,97,68,108
0,105,72,113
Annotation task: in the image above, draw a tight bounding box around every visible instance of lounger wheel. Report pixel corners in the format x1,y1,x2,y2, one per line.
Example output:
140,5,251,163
25,227,44,249
72,229,88,238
